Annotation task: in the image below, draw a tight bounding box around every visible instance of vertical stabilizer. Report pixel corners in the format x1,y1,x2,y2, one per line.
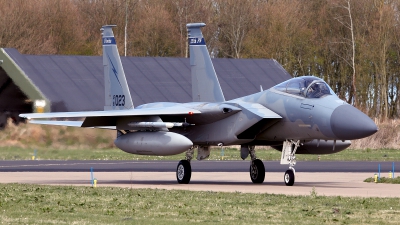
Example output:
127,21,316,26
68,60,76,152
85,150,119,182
102,25,134,110
187,23,225,102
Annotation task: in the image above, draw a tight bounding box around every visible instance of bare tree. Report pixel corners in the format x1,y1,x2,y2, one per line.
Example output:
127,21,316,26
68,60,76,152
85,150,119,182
373,0,394,120
331,0,357,106
131,1,180,57
167,0,219,58
216,0,255,58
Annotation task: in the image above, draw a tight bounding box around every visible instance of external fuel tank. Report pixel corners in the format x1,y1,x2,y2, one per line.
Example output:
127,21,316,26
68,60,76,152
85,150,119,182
114,131,193,156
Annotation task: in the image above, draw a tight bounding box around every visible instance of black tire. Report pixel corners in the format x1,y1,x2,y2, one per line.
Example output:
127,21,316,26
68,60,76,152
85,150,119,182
284,169,295,186
250,159,265,184
176,160,191,184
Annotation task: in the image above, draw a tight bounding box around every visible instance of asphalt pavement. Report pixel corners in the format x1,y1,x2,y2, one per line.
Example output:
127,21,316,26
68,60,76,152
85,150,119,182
0,160,396,173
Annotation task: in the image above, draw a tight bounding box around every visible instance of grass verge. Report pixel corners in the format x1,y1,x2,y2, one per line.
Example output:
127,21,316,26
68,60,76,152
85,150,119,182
1,183,400,224
364,176,400,184
1,146,400,161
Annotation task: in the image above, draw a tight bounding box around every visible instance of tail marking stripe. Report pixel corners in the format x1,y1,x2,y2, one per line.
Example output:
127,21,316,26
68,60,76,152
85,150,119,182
188,37,205,45
107,55,123,88
103,37,116,45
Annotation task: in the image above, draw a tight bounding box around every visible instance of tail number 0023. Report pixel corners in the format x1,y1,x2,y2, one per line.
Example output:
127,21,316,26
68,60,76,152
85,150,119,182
113,95,125,106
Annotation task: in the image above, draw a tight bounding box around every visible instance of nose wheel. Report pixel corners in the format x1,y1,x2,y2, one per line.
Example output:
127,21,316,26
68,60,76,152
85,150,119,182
280,140,300,186
284,169,295,186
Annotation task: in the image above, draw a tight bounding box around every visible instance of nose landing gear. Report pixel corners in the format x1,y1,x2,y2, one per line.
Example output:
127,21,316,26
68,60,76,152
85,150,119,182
284,169,295,186
281,140,300,186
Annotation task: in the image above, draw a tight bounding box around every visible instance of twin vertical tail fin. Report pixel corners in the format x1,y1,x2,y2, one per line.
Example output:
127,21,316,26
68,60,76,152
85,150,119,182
101,25,134,110
101,24,222,108
187,23,225,102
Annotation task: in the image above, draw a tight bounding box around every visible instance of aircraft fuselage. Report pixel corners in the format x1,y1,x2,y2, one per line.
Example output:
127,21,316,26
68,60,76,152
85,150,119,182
136,76,377,153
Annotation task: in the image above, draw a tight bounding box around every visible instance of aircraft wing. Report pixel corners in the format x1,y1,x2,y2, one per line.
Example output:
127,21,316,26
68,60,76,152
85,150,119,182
20,106,200,119
28,120,116,129
29,120,83,126
20,106,201,130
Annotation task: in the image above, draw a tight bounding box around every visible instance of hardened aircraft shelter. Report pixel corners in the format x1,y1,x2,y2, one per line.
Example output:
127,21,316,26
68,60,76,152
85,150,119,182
0,48,291,126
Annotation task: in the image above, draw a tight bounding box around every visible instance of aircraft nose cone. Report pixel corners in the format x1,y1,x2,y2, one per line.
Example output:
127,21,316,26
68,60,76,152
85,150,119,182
330,105,378,140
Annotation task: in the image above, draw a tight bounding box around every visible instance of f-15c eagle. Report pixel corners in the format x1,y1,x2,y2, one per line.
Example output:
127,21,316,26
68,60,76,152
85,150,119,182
20,23,378,186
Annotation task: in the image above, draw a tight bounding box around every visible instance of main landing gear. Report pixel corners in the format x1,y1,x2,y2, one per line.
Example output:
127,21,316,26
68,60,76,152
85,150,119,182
280,140,300,186
176,147,194,184
176,145,212,184
176,160,191,184
244,145,265,184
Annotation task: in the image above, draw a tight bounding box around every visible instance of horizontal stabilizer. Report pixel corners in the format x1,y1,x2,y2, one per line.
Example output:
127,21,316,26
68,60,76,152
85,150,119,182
20,107,201,119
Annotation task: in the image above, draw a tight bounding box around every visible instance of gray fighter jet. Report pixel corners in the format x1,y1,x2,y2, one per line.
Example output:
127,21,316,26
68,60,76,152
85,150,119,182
20,23,378,186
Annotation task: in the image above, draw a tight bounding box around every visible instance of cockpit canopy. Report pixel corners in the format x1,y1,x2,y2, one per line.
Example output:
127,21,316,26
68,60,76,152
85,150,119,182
273,76,335,98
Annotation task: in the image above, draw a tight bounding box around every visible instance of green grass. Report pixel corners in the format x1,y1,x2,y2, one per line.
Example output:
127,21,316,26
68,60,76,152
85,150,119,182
1,146,400,161
364,176,400,184
0,184,399,224
0,146,131,160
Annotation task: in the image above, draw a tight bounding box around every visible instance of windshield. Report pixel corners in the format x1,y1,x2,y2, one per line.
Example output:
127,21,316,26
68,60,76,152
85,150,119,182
273,76,334,98
306,81,331,98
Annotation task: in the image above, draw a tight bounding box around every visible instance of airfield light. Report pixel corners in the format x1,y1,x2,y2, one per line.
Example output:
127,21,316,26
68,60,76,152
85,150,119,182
34,100,46,113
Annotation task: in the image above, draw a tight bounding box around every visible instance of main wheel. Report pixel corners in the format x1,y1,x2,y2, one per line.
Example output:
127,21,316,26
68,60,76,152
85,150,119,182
176,160,191,184
250,159,265,183
284,169,295,186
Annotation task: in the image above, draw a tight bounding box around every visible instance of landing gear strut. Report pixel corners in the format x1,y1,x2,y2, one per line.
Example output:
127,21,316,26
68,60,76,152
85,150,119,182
280,140,300,186
176,146,194,184
246,145,265,184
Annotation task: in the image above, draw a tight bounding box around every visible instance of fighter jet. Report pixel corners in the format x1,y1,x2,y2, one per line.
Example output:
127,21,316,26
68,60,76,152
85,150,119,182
20,23,378,186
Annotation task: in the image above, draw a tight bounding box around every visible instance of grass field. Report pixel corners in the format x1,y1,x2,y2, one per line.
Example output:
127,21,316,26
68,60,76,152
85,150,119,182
0,183,399,224
1,146,400,161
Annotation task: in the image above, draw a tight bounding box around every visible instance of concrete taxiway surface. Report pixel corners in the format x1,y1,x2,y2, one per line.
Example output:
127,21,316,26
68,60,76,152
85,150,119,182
0,171,398,198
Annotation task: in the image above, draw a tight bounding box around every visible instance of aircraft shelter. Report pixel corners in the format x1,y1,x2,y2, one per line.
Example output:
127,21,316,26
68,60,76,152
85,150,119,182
0,48,291,127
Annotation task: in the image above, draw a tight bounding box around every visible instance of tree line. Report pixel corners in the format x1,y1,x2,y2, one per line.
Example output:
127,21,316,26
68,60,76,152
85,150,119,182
0,0,399,120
